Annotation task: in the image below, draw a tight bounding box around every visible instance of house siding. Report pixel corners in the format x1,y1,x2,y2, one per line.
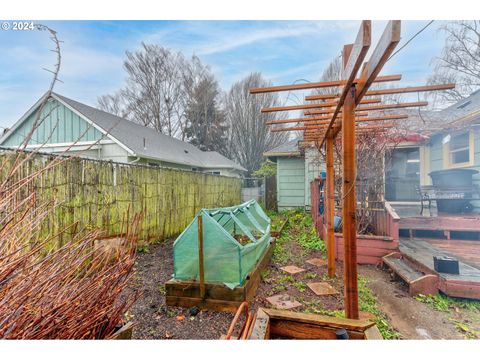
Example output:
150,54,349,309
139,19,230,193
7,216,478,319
428,128,480,209
2,99,104,146
277,157,305,211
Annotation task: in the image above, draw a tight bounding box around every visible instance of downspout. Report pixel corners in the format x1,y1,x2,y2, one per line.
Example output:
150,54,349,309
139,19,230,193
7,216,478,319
130,156,141,164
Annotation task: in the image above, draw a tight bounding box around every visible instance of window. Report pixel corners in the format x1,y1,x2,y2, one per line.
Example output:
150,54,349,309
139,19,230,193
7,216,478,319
385,147,420,201
444,131,474,168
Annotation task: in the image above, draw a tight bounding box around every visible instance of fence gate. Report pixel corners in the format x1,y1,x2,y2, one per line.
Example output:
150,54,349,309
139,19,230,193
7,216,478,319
265,176,277,212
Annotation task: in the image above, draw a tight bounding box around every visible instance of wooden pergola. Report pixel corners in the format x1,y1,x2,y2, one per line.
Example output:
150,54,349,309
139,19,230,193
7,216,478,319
249,20,455,319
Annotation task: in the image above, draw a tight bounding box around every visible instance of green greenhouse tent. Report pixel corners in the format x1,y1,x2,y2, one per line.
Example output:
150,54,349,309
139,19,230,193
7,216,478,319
173,200,272,289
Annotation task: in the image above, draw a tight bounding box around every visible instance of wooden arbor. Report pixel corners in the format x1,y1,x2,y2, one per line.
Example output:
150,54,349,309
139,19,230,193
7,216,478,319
249,20,455,319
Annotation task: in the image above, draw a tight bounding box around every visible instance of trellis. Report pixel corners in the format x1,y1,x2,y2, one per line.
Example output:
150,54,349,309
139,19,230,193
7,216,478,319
249,20,455,319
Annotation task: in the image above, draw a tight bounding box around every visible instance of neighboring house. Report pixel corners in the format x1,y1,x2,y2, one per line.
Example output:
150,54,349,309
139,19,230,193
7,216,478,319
385,89,480,203
0,92,246,178
264,139,324,211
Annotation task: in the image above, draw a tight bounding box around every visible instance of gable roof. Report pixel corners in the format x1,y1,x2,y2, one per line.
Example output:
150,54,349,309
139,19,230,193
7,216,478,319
263,138,302,158
1,92,246,172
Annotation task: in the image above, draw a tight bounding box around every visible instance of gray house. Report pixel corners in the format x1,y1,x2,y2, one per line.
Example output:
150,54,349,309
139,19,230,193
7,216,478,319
264,139,324,211
0,92,246,177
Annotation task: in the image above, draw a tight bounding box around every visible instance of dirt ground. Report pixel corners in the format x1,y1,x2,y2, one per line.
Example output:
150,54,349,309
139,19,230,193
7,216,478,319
359,266,460,339
127,214,480,340
127,237,234,339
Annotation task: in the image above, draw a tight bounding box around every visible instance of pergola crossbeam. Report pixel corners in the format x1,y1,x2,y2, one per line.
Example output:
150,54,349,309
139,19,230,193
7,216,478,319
304,83,456,101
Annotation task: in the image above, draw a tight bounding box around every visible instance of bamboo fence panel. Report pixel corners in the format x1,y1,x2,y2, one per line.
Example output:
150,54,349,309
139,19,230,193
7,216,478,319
0,152,241,244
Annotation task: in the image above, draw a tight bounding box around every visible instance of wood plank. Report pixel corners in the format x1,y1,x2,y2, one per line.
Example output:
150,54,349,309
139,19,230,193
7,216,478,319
302,115,408,126
165,280,246,301
165,295,242,313
342,84,359,319
269,319,366,339
326,136,336,278
364,325,383,340
265,112,370,125
248,74,401,94
262,308,374,330
305,101,428,116
261,97,380,113
319,20,372,146
249,308,270,340
355,20,401,103
342,21,371,82
305,83,456,101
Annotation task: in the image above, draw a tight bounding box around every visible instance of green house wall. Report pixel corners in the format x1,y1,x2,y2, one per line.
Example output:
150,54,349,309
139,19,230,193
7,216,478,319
277,156,305,211
1,98,104,147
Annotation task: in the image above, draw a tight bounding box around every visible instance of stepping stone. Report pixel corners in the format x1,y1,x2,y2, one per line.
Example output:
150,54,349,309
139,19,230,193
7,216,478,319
280,265,305,274
307,282,339,296
306,258,328,267
359,311,376,320
266,294,302,310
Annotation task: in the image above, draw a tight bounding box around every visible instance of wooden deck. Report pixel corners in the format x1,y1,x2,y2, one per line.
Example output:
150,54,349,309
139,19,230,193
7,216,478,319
399,239,480,299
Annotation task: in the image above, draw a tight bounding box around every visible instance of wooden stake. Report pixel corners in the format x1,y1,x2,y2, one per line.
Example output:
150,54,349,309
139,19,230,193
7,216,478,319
342,85,359,319
326,136,335,278
198,214,205,299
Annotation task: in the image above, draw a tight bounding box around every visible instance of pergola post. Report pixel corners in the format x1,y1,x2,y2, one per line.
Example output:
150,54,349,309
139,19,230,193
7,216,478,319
325,135,336,278
342,84,359,319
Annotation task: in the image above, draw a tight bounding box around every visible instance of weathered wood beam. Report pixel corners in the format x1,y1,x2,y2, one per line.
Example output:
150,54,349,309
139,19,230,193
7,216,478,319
248,74,401,94
342,85,359,319
265,112,370,125
326,136,335,278
320,21,372,142
303,114,408,127
355,20,401,103
303,125,391,140
304,124,394,133
261,98,381,113
305,83,456,101
304,101,428,116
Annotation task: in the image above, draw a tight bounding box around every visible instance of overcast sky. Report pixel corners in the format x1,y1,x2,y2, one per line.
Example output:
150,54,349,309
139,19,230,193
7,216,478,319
0,20,448,129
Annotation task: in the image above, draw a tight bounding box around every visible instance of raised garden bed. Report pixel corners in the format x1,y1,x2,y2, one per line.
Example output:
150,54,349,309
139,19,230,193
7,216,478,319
244,308,382,340
166,238,275,312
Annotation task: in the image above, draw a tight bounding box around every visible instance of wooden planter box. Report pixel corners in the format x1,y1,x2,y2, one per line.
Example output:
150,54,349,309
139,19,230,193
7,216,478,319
165,239,275,313
248,308,382,340
270,218,289,238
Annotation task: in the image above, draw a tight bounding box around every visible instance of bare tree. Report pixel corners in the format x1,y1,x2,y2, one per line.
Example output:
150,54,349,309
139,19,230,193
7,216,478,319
97,92,129,118
428,21,480,104
98,43,188,137
225,73,288,175
184,72,228,153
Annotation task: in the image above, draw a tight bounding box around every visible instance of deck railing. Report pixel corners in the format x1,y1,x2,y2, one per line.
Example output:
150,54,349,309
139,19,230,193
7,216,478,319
310,177,399,240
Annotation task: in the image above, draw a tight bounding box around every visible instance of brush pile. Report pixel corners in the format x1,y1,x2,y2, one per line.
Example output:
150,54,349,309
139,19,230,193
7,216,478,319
0,152,139,339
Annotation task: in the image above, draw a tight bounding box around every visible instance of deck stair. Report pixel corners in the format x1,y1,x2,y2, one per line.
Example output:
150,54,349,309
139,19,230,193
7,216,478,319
382,252,439,296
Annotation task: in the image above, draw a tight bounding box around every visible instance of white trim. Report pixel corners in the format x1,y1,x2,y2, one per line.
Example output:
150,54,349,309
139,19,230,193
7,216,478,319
0,92,50,144
50,93,136,156
24,139,114,149
39,145,102,153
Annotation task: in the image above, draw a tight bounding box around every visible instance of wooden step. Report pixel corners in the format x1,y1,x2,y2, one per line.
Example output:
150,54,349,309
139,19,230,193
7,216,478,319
382,252,439,296
383,256,424,283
